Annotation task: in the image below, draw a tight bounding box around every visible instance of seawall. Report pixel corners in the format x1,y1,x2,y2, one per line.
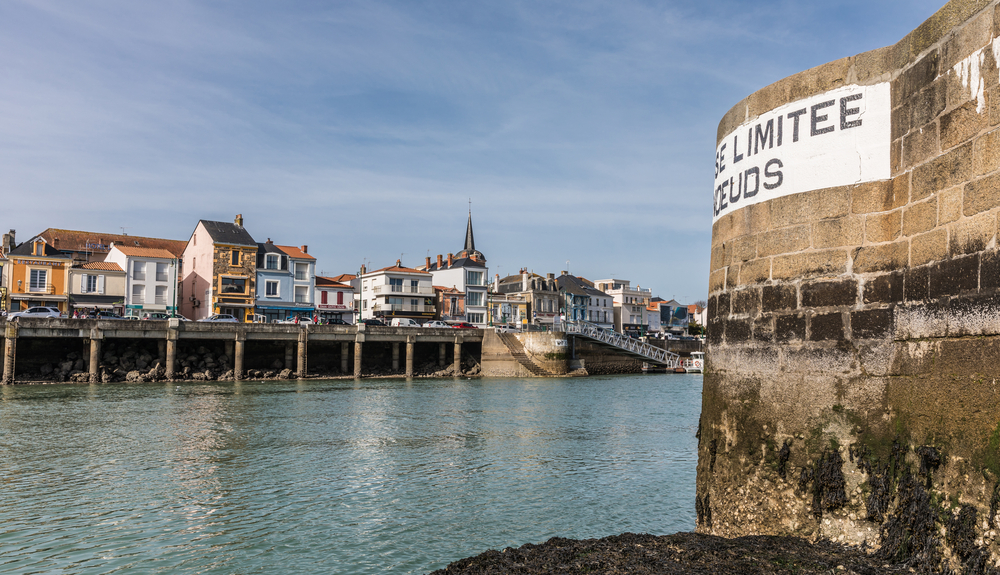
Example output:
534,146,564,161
702,0,1000,569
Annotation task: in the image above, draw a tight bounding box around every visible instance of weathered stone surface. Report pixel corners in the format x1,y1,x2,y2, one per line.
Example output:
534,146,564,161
852,242,908,273
949,210,996,255
937,185,963,223
808,312,844,341
775,313,805,342
891,49,939,107
864,210,901,243
801,279,858,308
738,258,771,285
963,169,1000,215
851,179,907,214
863,271,904,304
850,308,893,339
731,288,761,316
909,78,948,130
902,197,938,236
972,125,1000,175
928,254,980,297
762,285,797,312
813,216,862,248
902,122,940,168
770,188,849,227
772,250,848,280
757,226,810,258
904,266,930,302
939,99,986,150
911,142,971,200
980,248,1000,290
910,227,949,266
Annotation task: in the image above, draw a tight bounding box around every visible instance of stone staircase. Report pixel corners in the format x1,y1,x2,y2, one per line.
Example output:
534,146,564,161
496,332,552,376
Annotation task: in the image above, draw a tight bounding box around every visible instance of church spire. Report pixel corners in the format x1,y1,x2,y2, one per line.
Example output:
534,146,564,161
464,209,475,252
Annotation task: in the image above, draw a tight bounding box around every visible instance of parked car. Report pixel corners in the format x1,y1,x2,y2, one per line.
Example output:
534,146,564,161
390,318,420,327
141,312,172,320
494,325,519,333
198,314,240,323
8,306,64,320
94,311,126,320
451,322,477,329
422,320,450,328
361,318,386,326
325,318,350,325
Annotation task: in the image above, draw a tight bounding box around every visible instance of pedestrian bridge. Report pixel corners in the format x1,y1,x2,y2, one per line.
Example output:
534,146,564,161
565,321,680,367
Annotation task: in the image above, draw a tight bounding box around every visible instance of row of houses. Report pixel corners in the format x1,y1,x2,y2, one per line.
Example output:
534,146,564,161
0,214,704,334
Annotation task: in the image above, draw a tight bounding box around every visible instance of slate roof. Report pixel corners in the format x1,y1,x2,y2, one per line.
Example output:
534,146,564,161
556,274,591,296
199,220,256,247
424,255,487,271
35,228,186,257
7,241,70,258
79,261,124,272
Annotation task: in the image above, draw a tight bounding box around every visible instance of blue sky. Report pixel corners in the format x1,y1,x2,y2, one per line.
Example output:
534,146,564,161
1,0,944,303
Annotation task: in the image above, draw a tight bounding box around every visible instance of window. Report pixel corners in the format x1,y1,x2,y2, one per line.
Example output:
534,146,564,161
389,278,403,292
295,263,308,281
294,286,308,303
132,284,145,304
221,277,246,294
466,291,483,306
410,280,419,293
411,299,418,307
468,313,484,324
266,254,279,270
321,290,328,304
265,281,279,297
230,250,240,266
85,275,97,293
132,261,145,281
362,299,368,310
29,269,47,292
388,297,403,310
337,291,344,305
155,286,167,304
156,262,168,282
466,271,484,286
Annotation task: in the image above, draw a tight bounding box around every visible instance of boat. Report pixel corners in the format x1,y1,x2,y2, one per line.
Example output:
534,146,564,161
673,351,704,373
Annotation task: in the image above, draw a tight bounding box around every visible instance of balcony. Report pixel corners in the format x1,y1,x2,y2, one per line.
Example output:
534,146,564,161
27,283,56,294
373,285,433,295
373,303,426,313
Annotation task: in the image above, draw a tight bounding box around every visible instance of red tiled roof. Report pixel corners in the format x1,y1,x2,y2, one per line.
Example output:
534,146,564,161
79,261,124,272
316,276,352,288
110,245,177,259
276,245,315,260
368,265,430,275
329,273,356,282
35,228,187,257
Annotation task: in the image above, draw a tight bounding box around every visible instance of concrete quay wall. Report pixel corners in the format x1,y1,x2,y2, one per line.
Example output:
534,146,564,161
704,0,1000,569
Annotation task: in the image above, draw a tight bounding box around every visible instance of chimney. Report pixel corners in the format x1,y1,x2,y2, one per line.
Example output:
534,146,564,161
2,229,14,254
235,214,244,227
396,259,401,267
522,271,529,292
437,254,443,268
447,253,453,267
360,264,366,275
560,270,567,276
547,273,554,280
425,256,431,269
266,238,272,244
301,245,308,254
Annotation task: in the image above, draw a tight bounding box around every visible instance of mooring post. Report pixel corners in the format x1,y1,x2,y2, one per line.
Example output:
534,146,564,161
354,341,363,378
392,342,400,371
297,328,308,378
234,332,245,380
453,338,462,375
405,337,414,378
165,319,181,380
3,322,17,384
88,328,103,383
341,342,349,374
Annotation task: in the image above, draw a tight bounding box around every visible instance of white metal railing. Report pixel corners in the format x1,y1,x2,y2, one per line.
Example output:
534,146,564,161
565,321,679,367
374,303,425,312
374,285,434,295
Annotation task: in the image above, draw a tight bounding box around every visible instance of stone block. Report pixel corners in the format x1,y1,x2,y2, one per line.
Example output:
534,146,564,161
929,254,980,298
989,84,1000,126
902,123,940,169
809,312,845,341
717,292,731,317
947,291,1000,336
709,269,726,292
739,258,771,285
813,216,863,248
711,244,726,271
891,138,902,175
964,170,1000,215
731,288,761,316
973,126,1000,175
713,209,750,245
863,271,904,304
748,202,772,234
949,210,996,255
905,266,930,302
942,6,993,70
752,316,775,342
801,279,858,308
728,235,757,264
770,187,849,227
911,142,972,200
725,318,752,344
864,210,901,243
850,308,894,340
981,248,1000,290
726,264,740,289
938,185,963,224
903,197,938,236
892,99,912,141
746,57,852,120
909,78,948,130
757,225,810,258
891,49,939,108
852,177,907,214
940,99,987,150
762,284,797,312
852,241,908,274
775,313,806,342
772,249,849,280
910,227,949,266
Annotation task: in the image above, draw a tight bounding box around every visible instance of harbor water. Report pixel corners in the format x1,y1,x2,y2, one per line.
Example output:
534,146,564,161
0,373,701,574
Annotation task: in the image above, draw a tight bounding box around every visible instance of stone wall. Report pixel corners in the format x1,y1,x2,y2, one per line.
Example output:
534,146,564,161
702,1,1000,570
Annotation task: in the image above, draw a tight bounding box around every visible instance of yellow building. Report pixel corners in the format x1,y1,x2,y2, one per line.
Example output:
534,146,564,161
3,237,72,313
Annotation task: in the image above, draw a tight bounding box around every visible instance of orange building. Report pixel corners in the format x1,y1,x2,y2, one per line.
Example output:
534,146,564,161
3,237,72,313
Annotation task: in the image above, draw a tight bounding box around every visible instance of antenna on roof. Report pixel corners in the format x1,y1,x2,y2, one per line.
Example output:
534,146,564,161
120,227,129,236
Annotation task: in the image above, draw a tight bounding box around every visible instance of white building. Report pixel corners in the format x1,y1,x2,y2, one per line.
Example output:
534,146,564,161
315,276,354,324
594,278,652,335
420,213,489,327
106,244,181,318
358,261,435,323
577,277,614,329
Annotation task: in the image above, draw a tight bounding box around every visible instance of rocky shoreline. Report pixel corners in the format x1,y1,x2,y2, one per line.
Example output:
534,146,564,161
428,532,920,575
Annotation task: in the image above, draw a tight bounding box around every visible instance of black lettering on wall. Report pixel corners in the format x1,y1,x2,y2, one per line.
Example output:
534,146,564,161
719,180,729,210
729,176,739,204
777,115,783,147
811,100,835,136
732,136,743,164
717,143,726,176
754,120,774,155
840,93,862,129
787,109,807,142
744,167,760,198
764,159,783,190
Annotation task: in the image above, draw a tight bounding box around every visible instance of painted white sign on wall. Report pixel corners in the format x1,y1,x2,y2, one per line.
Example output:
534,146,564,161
713,82,891,224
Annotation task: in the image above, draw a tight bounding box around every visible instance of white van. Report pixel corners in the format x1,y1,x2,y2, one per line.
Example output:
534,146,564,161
390,318,420,327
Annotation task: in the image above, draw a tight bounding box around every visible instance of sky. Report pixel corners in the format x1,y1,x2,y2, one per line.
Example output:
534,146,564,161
1,0,946,304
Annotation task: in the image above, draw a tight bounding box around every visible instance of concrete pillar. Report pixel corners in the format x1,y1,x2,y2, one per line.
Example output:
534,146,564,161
354,341,363,378
297,329,308,378
234,335,245,381
341,342,349,374
88,330,102,384
405,338,414,378
453,340,462,375
165,338,177,380
439,343,446,366
3,323,17,384
392,342,400,371
157,340,166,364
224,340,234,364
284,343,294,371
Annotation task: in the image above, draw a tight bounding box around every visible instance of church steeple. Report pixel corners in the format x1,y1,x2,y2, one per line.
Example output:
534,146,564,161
464,210,475,253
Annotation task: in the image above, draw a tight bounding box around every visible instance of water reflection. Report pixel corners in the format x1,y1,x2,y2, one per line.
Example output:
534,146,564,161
0,374,701,575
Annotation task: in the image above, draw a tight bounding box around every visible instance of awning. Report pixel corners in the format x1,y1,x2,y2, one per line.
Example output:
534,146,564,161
10,294,67,302
255,305,315,311
214,302,255,308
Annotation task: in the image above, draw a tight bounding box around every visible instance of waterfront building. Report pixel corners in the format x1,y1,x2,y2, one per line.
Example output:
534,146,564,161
254,241,316,323
575,276,614,329
434,285,465,322
0,230,14,312
646,303,662,333
555,273,589,323
357,261,435,323
180,215,258,322
32,228,186,266
418,213,489,326
3,236,72,314
651,298,689,335
495,270,561,328
486,281,528,328
105,244,180,318
67,261,125,315
594,278,651,335
314,276,354,324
